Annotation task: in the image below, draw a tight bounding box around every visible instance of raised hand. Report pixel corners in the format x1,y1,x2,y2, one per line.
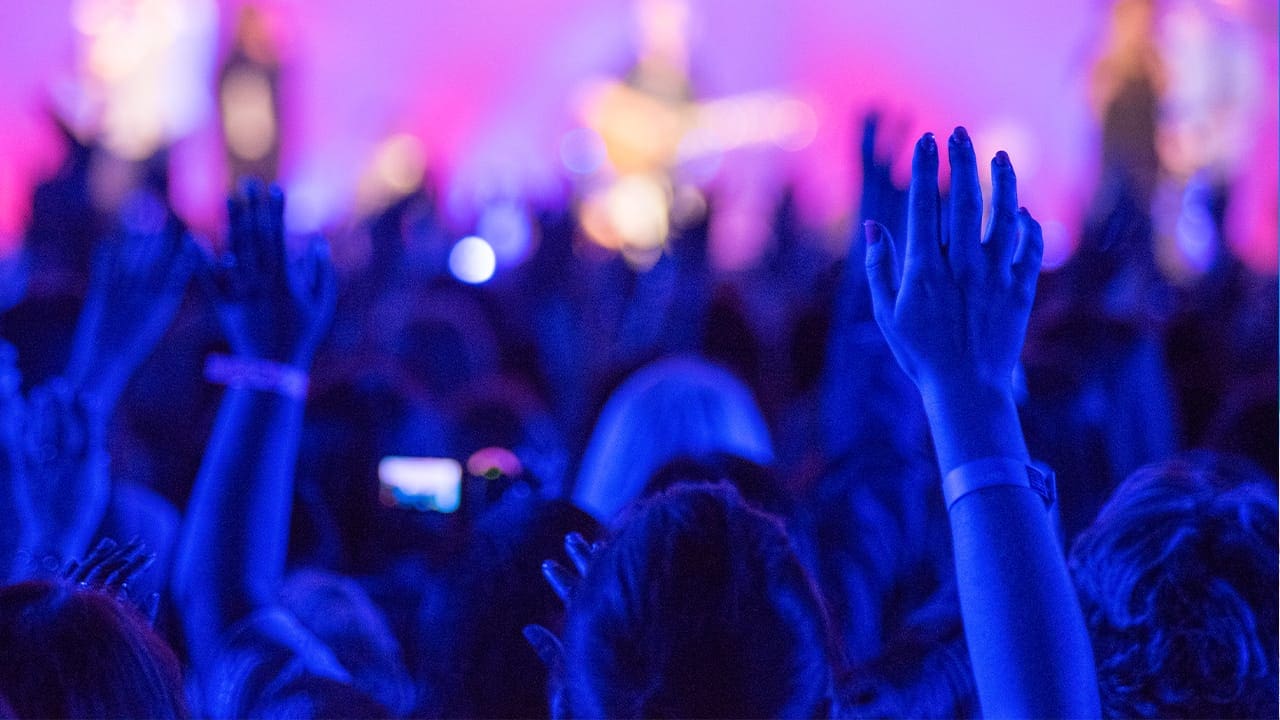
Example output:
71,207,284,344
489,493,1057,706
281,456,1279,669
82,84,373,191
861,127,1099,719
63,536,161,622
523,532,601,670
864,127,1043,401
205,180,336,369
15,379,110,567
65,202,197,413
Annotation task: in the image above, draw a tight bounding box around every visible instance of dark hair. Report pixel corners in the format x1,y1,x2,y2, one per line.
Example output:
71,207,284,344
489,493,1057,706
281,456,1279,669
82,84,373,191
645,452,794,519
1069,452,1278,719
416,496,602,718
560,483,834,718
0,580,188,719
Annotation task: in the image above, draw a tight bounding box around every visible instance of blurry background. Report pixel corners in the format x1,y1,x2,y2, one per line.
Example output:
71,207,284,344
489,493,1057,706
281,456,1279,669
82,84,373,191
0,0,1275,275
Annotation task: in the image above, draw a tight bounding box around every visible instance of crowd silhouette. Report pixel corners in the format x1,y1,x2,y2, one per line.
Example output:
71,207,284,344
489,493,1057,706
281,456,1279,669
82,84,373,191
0,3,1275,718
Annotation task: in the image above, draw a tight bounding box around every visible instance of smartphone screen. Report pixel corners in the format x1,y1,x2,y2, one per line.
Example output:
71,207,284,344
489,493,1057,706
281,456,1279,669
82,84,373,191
378,456,463,513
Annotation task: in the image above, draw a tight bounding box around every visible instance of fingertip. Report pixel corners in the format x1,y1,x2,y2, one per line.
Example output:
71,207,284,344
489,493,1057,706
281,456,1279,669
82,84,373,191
1017,207,1041,231
918,132,937,156
912,133,939,177
994,150,1011,168
862,220,881,248
949,127,977,166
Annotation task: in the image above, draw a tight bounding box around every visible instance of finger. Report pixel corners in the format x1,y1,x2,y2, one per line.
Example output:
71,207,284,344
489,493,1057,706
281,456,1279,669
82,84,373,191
860,112,880,171
985,151,1019,269
85,538,142,586
162,233,200,295
247,179,276,280
522,624,564,669
143,592,161,625
1012,207,1044,293
565,532,593,577
73,537,118,583
196,242,231,303
863,220,900,327
105,548,155,589
542,559,577,604
947,126,983,277
259,184,287,279
228,181,255,268
906,132,943,277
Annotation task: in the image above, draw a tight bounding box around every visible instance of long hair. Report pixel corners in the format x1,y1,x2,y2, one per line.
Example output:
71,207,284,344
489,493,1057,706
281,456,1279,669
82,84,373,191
0,580,187,719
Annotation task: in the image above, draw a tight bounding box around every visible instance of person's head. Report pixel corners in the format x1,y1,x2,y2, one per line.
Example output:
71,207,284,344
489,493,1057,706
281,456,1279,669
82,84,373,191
1069,452,1278,719
574,356,773,521
559,482,834,718
645,452,793,519
416,496,602,718
0,580,187,719
280,569,416,716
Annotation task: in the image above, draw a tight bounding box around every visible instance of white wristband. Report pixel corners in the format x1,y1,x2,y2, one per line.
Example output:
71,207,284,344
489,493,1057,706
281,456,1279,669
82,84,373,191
204,354,309,399
942,457,1056,511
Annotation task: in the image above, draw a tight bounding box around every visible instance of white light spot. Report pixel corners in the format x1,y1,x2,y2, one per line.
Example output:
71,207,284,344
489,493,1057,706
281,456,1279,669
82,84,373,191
449,235,497,284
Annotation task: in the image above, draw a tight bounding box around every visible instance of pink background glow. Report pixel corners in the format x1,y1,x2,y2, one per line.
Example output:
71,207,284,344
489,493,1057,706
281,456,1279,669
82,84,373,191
0,0,1275,270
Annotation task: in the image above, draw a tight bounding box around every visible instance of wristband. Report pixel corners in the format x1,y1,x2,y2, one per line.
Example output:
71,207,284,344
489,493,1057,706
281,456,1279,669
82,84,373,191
942,457,1056,511
204,354,309,399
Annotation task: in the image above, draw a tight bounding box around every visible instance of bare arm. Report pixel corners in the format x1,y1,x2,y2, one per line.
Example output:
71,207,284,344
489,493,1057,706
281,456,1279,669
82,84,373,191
864,128,1099,718
171,181,335,666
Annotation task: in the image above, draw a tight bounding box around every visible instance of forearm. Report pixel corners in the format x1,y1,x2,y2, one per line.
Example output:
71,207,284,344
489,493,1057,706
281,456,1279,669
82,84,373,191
925,384,1099,718
173,386,304,662
920,382,1028,474
950,486,1099,717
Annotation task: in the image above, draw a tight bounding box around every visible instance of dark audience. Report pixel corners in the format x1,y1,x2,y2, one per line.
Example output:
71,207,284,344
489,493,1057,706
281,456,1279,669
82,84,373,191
0,3,1275,719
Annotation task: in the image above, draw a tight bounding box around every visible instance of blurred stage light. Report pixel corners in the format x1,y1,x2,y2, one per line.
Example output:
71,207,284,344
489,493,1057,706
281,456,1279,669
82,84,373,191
1040,219,1072,270
72,0,217,160
560,127,607,174
221,69,277,162
356,133,427,214
375,134,427,195
476,199,533,267
449,235,497,284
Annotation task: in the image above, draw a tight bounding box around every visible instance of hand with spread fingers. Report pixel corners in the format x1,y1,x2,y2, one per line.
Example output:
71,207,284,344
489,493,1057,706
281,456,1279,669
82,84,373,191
862,127,1098,719
62,536,160,621
205,179,336,370
65,209,198,415
864,127,1043,403
13,379,110,572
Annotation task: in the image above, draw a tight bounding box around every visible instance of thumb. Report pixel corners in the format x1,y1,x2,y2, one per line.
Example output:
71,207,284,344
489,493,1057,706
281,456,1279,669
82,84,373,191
863,220,900,325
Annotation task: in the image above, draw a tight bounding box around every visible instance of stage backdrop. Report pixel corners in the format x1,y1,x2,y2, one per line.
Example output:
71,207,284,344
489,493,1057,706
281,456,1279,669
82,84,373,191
0,0,1274,271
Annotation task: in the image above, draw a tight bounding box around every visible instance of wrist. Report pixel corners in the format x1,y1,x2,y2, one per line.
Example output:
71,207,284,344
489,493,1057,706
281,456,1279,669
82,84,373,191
918,374,1016,415
205,354,310,399
917,377,1028,475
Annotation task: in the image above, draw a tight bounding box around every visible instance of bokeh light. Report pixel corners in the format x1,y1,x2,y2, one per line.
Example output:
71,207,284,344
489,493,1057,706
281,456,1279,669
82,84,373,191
448,235,497,284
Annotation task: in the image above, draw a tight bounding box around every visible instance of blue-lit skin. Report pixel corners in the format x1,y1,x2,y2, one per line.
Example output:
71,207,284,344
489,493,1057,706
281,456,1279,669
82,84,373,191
864,128,1101,718
173,179,337,669
7,215,196,581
